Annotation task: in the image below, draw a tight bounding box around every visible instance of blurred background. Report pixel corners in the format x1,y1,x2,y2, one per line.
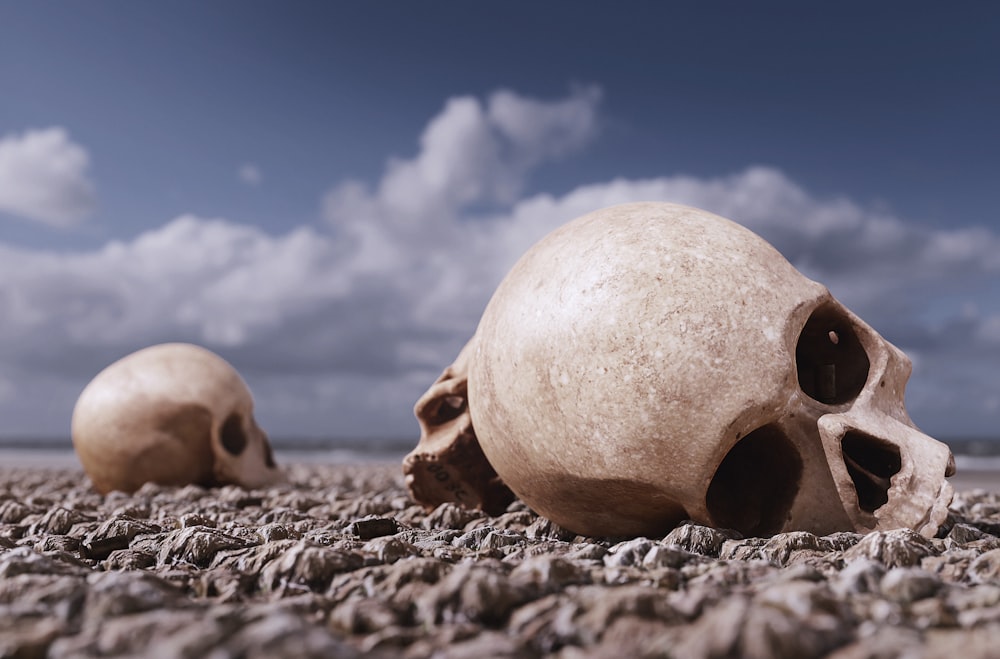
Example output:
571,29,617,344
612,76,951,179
1,2,998,466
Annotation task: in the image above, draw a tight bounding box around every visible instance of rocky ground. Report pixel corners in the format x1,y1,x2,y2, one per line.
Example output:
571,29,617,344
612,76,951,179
1,463,1000,658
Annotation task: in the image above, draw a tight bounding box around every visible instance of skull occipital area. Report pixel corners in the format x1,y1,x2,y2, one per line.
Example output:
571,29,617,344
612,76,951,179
72,342,284,494
404,202,955,538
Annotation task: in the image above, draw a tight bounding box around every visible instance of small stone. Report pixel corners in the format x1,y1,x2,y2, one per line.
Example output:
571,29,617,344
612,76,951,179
922,547,979,581
759,531,829,565
641,544,698,570
258,541,364,594
423,502,484,530
663,595,751,657
821,531,864,551
414,564,531,627
762,563,825,585
157,526,257,567
255,523,293,543
0,500,32,524
104,549,156,570
512,555,588,589
212,538,297,573
179,513,215,528
741,581,852,658
28,507,93,536
719,537,768,561
565,543,608,562
604,538,655,567
946,583,1000,613
844,528,936,568
967,548,1000,584
879,567,942,603
663,523,735,556
83,570,186,618
910,597,956,628
0,547,88,578
832,558,885,596
362,536,415,564
451,526,523,551
82,515,163,560
491,510,536,531
329,597,400,634
949,523,996,544
347,516,397,540
525,516,576,541
34,535,82,555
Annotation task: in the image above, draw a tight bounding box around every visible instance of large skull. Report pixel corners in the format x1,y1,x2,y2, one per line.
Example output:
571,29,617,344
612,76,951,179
404,202,955,538
72,343,284,494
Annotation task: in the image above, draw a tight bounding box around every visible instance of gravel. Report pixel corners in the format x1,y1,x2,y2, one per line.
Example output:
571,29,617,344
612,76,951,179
1,463,999,658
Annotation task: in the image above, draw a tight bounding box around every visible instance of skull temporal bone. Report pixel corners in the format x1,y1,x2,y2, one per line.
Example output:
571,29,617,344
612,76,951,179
409,202,954,538
72,342,284,494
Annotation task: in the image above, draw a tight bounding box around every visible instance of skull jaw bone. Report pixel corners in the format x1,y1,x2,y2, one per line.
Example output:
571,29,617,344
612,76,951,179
402,338,514,516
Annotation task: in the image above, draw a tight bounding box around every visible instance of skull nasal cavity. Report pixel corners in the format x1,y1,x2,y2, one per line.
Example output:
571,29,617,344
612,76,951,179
220,413,248,456
796,304,870,405
706,425,802,537
841,431,901,513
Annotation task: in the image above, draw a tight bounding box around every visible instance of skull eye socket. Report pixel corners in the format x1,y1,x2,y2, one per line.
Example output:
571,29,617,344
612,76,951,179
841,431,901,513
796,303,870,405
706,424,802,537
220,413,248,456
431,395,467,425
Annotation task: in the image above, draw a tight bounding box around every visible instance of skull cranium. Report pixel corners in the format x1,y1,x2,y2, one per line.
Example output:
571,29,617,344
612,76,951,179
404,202,955,538
72,342,284,494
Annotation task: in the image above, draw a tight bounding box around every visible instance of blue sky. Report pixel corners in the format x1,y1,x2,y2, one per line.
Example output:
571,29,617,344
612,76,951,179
0,2,998,441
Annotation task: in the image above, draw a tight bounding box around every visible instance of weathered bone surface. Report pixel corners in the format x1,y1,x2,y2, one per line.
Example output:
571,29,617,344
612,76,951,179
72,343,284,494
405,202,955,538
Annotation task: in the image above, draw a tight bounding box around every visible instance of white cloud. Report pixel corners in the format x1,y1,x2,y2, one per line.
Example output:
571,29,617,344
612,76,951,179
0,88,999,439
0,127,97,226
239,163,262,186
323,86,602,234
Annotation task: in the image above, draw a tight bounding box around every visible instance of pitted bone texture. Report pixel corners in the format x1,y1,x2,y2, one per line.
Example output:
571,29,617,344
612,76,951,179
0,463,998,658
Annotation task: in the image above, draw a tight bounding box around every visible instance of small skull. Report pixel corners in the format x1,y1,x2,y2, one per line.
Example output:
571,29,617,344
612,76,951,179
405,202,955,538
72,343,284,494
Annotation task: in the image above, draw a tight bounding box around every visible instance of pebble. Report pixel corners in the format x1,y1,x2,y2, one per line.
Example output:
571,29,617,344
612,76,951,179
663,522,736,556
879,566,943,603
844,528,937,568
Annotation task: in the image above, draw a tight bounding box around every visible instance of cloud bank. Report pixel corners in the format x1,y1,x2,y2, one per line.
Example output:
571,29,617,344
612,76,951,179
0,127,97,226
0,89,998,439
